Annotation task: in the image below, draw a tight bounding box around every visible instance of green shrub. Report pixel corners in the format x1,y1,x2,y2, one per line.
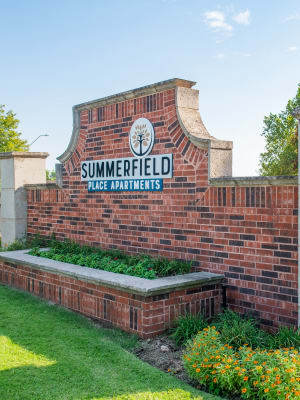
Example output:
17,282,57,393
170,310,300,352
170,314,209,347
28,239,192,279
0,234,50,252
213,310,271,350
184,326,300,399
0,239,28,252
269,326,300,350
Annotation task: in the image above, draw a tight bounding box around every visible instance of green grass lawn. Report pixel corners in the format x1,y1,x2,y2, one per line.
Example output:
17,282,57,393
0,285,222,400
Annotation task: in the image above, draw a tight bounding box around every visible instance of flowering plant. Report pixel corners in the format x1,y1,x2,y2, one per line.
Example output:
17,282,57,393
183,326,300,399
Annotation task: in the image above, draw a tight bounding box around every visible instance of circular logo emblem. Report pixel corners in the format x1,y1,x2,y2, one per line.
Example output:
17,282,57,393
129,118,155,158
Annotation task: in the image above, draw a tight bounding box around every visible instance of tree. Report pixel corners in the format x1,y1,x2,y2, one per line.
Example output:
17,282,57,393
46,170,56,181
0,105,28,152
259,84,299,176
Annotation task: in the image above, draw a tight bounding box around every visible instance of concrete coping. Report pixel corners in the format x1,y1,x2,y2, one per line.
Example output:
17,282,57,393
74,78,196,111
24,183,61,190
0,152,49,160
0,250,224,296
209,175,298,187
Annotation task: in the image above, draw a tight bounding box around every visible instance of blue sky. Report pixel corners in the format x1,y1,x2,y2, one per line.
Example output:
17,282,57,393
1,0,299,176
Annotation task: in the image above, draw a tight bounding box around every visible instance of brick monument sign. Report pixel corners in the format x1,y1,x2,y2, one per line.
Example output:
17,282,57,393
0,79,298,332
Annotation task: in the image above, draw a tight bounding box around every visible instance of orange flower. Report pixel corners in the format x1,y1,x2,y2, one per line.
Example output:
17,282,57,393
196,368,200,373
243,377,248,381
253,381,258,386
264,388,269,393
241,388,247,393
213,378,217,383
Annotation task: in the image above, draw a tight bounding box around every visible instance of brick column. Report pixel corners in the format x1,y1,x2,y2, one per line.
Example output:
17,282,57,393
0,152,48,246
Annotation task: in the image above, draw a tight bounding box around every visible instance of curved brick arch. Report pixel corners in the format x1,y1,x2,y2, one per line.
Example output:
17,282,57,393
60,79,231,182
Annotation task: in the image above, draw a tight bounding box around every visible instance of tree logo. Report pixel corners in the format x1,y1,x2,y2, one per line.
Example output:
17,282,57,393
129,118,155,157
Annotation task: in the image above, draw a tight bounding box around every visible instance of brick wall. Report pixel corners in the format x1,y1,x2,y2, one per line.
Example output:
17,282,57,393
26,80,298,329
0,259,221,338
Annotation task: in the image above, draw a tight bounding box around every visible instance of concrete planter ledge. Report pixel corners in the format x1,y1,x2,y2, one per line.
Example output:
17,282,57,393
0,250,224,296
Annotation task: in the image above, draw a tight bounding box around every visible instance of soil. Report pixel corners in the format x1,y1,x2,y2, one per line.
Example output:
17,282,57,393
131,334,193,385
131,335,235,400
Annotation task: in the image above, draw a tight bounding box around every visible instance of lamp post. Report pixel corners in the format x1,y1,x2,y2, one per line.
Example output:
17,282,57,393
293,106,300,328
29,134,49,147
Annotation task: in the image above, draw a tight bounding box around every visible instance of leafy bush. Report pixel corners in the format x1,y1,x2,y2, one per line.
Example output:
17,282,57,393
0,234,50,252
184,326,300,399
169,310,300,351
170,314,209,347
269,326,300,350
28,239,192,279
0,239,28,252
213,310,271,350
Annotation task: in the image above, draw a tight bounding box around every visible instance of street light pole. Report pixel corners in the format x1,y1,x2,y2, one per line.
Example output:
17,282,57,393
293,106,300,328
29,134,49,147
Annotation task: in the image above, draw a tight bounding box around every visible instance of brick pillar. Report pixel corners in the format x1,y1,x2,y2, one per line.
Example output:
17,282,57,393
0,152,48,246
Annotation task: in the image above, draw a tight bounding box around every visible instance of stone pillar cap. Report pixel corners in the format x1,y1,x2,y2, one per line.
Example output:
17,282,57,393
0,152,49,160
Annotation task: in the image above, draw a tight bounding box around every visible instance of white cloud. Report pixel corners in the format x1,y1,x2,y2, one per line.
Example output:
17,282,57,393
204,11,233,32
287,46,299,52
233,10,251,25
215,53,225,59
284,12,300,22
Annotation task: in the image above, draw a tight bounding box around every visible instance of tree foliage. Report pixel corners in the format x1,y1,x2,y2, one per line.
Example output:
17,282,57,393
259,84,299,176
46,170,56,181
0,105,28,152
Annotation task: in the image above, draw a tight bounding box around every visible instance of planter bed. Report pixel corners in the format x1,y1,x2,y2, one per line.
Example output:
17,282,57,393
0,249,224,338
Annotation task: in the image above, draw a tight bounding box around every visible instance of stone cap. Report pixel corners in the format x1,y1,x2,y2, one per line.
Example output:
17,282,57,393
0,249,224,296
74,78,196,111
24,183,60,190
0,152,49,160
209,175,298,187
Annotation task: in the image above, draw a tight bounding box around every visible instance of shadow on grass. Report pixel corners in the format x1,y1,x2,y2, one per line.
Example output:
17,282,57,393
0,285,220,400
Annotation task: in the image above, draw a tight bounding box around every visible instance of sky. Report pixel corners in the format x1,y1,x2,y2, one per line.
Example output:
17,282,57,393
1,0,299,176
